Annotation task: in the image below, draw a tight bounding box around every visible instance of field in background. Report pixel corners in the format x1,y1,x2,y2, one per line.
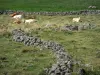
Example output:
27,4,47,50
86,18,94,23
0,14,100,75
0,0,100,11
1,14,100,32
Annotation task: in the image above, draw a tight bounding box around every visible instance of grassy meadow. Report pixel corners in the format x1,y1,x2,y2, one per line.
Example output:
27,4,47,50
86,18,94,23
0,0,100,11
0,14,100,75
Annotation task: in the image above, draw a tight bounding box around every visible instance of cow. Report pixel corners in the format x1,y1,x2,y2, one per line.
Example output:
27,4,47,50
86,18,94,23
73,17,80,22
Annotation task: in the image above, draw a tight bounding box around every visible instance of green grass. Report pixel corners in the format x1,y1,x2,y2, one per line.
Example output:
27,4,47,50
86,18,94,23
0,14,100,75
0,0,100,11
0,36,56,75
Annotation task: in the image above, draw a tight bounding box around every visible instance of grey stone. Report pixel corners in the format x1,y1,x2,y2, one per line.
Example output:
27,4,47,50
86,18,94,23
13,35,24,42
55,68,61,74
65,73,71,75
50,73,55,75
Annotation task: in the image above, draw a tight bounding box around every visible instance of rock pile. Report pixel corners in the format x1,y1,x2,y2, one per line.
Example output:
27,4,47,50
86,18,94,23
60,23,96,31
12,29,42,46
12,29,73,75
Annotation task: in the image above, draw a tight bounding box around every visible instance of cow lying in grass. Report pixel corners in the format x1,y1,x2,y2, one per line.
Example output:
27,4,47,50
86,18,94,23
72,17,80,22
13,20,21,24
10,12,23,24
10,12,23,20
13,15,22,20
23,19,37,24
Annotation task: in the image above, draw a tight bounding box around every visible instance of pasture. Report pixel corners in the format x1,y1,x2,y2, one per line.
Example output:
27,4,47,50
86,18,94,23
0,14,100,75
0,0,100,11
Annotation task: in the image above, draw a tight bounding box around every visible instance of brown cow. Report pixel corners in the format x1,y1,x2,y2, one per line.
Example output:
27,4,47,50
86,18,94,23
10,12,17,17
13,20,21,24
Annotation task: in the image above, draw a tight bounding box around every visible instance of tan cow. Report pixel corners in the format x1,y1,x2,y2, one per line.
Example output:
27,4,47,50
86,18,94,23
72,17,80,22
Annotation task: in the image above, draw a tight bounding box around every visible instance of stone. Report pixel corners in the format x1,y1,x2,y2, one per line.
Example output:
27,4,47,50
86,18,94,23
78,68,86,75
13,35,24,42
50,73,55,75
55,68,61,74
65,73,71,75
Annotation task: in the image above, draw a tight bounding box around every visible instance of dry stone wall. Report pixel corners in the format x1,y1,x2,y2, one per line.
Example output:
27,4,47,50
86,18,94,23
0,10,100,15
12,29,73,75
